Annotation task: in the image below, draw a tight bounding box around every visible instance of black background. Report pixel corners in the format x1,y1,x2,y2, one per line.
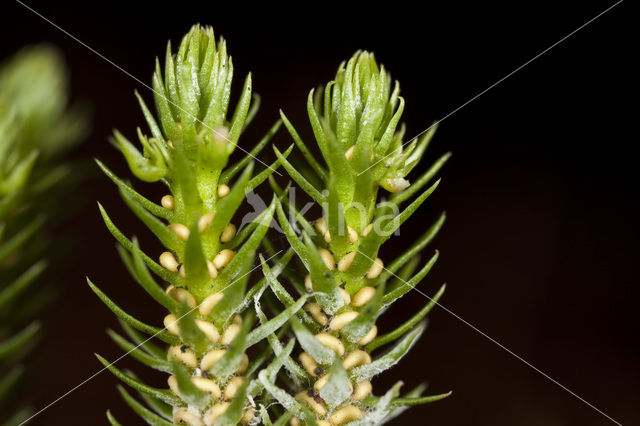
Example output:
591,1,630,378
1,1,636,425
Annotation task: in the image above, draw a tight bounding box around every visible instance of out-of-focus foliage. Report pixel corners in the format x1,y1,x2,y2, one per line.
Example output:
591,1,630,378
0,45,88,425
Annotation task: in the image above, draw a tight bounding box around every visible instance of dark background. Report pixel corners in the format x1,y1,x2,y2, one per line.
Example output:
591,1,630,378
1,0,636,425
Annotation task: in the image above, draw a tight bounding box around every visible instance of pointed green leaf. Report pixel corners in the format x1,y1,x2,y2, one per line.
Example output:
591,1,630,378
209,313,253,379
273,145,323,202
95,354,181,405
0,260,46,309
107,329,172,373
341,283,385,343
245,295,307,348
214,379,249,426
87,279,179,345
319,356,352,409
117,385,175,426
171,361,210,410
382,251,439,306
289,317,335,365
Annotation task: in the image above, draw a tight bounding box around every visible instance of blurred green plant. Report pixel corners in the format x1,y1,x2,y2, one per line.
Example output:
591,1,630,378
264,51,451,425
0,45,88,425
93,25,304,425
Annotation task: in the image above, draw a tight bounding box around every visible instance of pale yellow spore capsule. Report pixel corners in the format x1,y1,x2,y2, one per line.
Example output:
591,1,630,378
316,421,332,426
314,218,328,235
347,226,359,244
206,260,218,278
163,314,180,336
290,418,301,426
198,212,215,232
315,332,345,356
304,274,313,292
236,353,249,374
217,184,230,198
204,402,230,425
213,249,235,269
200,349,226,371
161,195,175,210
330,405,363,425
167,375,180,395
241,407,255,425
303,303,329,326
313,374,353,394
199,292,224,317
337,251,356,272
167,140,175,149
323,230,332,243
342,350,372,370
220,223,237,242
352,380,372,401
233,314,243,325
195,319,220,343
382,177,410,193
357,325,378,346
191,377,221,398
178,264,186,279
223,376,245,400
329,311,359,331
167,345,199,368
345,145,355,161
352,286,376,307
362,223,373,237
339,288,351,305
159,252,179,272
299,352,320,377
167,287,197,308
174,408,204,426
295,391,327,416
220,323,241,345
366,257,384,279
317,248,335,270
168,223,190,241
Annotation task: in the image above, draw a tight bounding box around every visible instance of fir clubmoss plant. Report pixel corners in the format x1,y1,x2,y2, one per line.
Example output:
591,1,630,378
0,45,87,425
93,25,304,425
262,51,452,424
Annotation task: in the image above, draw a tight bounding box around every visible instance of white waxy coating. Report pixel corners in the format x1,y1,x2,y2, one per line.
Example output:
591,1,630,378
329,311,359,331
167,345,199,368
330,405,363,425
313,374,352,393
213,249,235,269
159,252,179,272
337,252,356,272
217,184,230,198
191,376,221,398
195,319,220,343
357,325,378,346
351,286,375,307
168,223,190,241
161,195,174,210
220,323,241,345
163,314,180,336
366,257,384,279
199,212,215,232
317,248,335,270
199,292,224,317
342,350,372,370
220,223,237,242
315,332,345,356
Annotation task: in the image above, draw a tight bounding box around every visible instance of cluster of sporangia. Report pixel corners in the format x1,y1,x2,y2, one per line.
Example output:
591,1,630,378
159,192,253,425
95,24,449,426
